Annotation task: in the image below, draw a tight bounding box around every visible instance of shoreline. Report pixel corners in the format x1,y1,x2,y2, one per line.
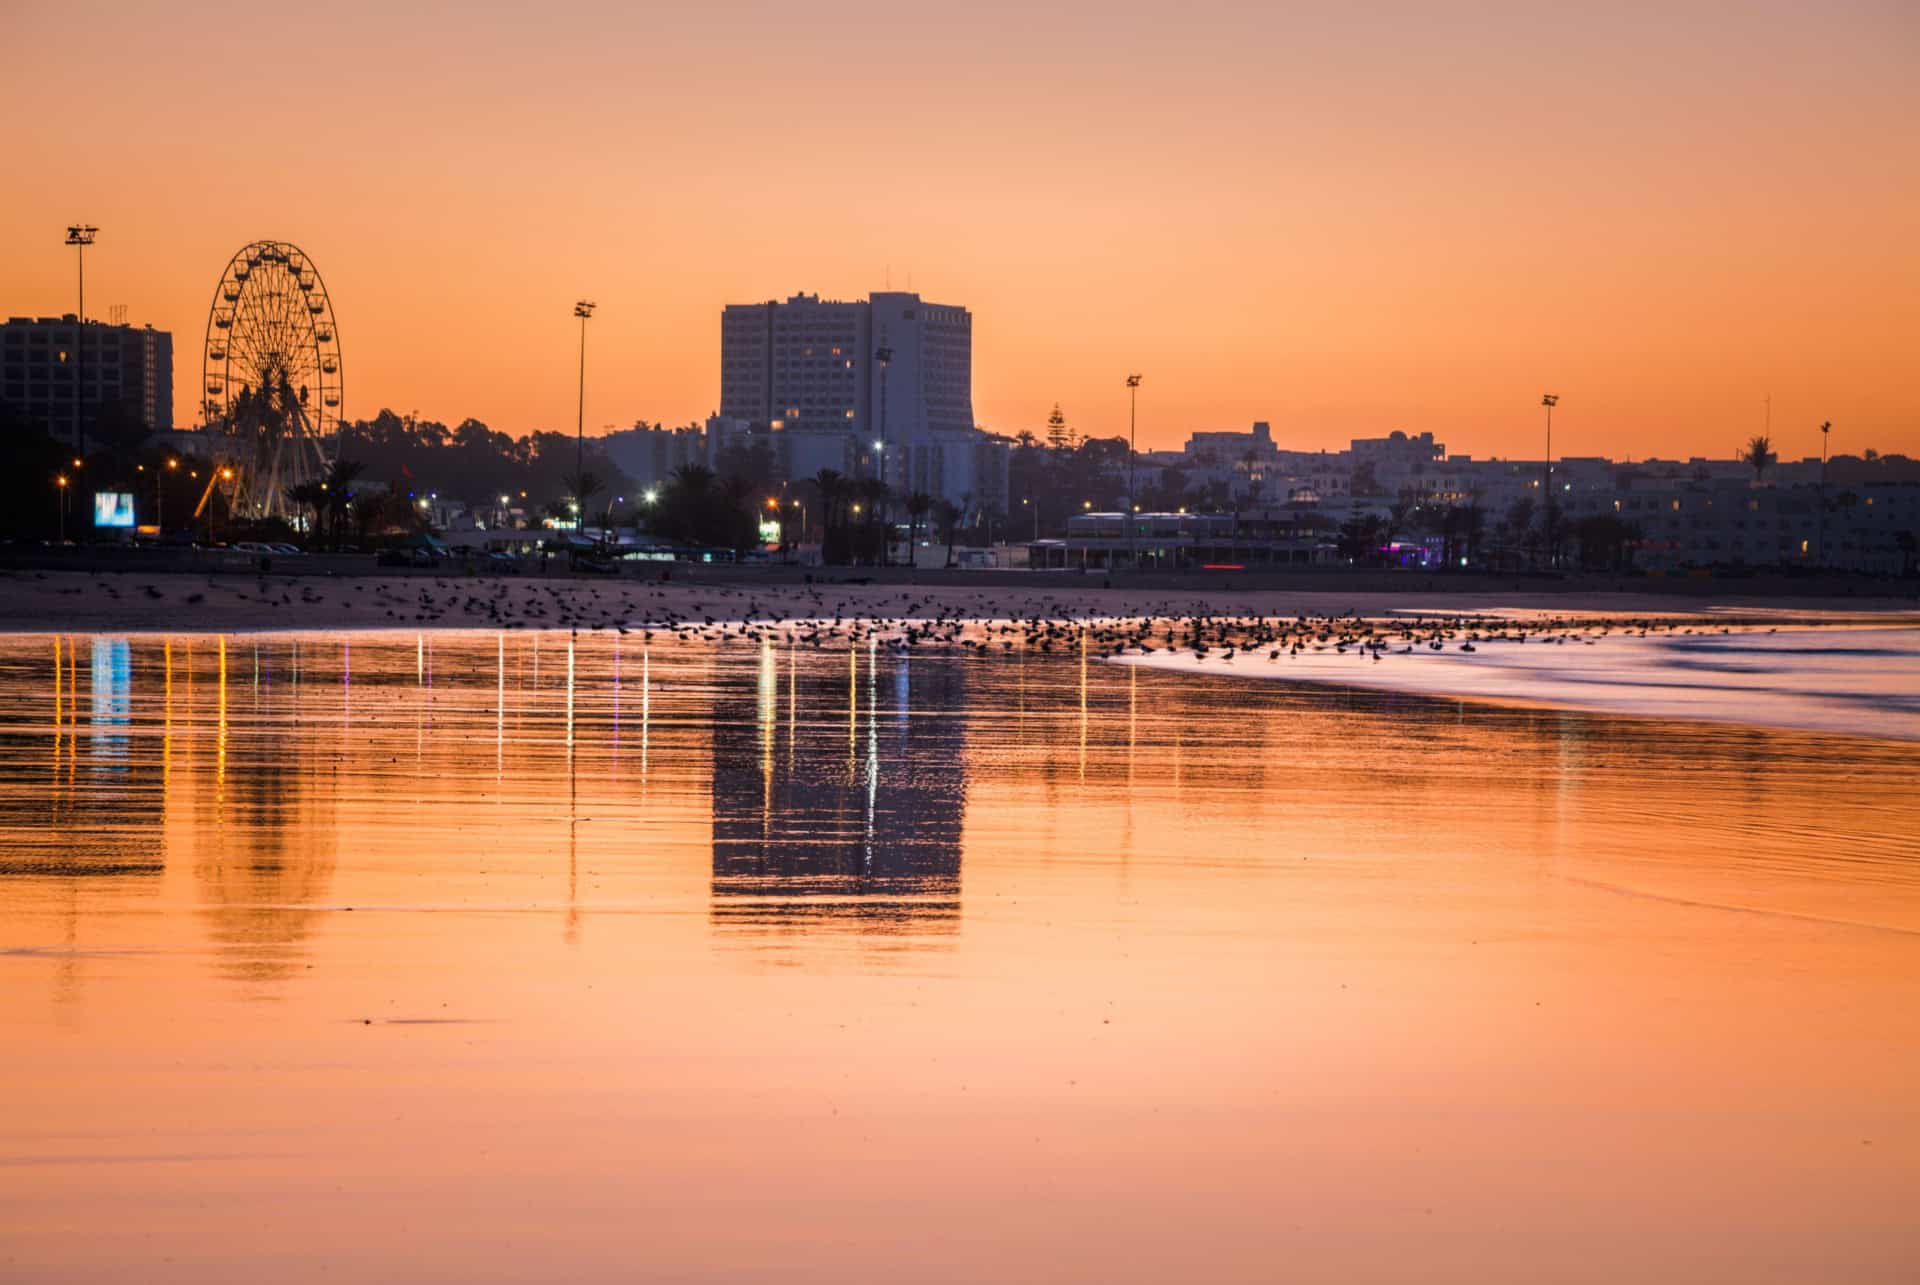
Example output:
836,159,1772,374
3,568,1917,637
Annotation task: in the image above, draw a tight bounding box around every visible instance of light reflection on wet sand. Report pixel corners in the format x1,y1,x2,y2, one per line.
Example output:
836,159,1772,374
2,630,1918,1282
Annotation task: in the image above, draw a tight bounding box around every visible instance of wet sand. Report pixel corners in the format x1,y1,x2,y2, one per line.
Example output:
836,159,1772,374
3,568,1915,634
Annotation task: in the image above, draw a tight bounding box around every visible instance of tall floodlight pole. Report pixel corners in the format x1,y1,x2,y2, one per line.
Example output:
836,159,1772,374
1540,393,1559,569
65,225,97,455
1126,373,1142,568
574,300,595,531
1818,419,1831,568
874,343,893,565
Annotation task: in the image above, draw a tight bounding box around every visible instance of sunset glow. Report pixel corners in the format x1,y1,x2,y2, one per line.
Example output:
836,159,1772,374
3,2,1915,455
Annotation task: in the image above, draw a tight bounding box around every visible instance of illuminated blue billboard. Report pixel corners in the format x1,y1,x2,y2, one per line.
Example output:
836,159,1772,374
93,491,136,528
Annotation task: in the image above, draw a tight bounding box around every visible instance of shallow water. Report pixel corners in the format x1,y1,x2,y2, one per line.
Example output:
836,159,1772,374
3,630,1919,1283
1119,624,1920,741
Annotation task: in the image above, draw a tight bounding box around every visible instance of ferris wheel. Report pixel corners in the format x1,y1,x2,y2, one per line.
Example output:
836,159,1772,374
202,241,343,520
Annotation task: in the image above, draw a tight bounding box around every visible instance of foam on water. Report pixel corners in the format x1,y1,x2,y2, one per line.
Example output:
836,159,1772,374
1114,625,1920,741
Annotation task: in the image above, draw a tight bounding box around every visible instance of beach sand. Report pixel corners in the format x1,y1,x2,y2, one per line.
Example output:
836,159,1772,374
4,567,1918,634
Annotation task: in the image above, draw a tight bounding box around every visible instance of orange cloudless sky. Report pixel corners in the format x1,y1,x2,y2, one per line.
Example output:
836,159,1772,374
2,1,1915,459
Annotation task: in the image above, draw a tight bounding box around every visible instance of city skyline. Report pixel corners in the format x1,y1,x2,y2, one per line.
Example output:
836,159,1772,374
3,2,1915,459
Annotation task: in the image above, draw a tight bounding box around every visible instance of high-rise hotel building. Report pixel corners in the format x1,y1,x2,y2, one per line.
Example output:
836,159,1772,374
720,291,990,501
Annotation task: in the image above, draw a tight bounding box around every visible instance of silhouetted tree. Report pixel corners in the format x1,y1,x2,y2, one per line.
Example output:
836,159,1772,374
934,499,962,567
905,492,933,556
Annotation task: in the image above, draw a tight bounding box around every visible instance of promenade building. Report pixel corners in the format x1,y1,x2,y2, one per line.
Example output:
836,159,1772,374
1,315,173,449
601,422,708,493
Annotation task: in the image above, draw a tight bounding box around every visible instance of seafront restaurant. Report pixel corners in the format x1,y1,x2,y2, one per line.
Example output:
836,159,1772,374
1029,511,1338,570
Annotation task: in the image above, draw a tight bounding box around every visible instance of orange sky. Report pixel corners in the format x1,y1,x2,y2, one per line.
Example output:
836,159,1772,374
3,1,1915,458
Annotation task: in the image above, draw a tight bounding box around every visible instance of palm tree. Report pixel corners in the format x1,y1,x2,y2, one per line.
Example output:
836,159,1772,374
324,457,366,549
1460,502,1486,567
1385,492,1417,558
284,481,327,542
855,477,889,565
808,468,851,564
905,492,934,561
809,469,847,528
1502,496,1538,569
1336,515,1386,564
934,499,962,568
1743,434,1774,484
719,474,757,559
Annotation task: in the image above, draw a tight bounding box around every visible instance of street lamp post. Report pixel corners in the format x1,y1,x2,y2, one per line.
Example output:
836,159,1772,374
55,475,69,542
65,224,96,455
1540,393,1559,568
574,300,595,530
208,467,234,544
157,456,178,534
1125,373,1142,568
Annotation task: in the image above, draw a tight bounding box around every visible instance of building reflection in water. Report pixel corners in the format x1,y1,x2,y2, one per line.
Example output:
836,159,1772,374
0,636,162,881
710,640,968,937
189,637,338,991
0,640,160,1005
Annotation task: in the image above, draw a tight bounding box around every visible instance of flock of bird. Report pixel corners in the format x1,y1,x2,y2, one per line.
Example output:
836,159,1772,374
33,571,1753,663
